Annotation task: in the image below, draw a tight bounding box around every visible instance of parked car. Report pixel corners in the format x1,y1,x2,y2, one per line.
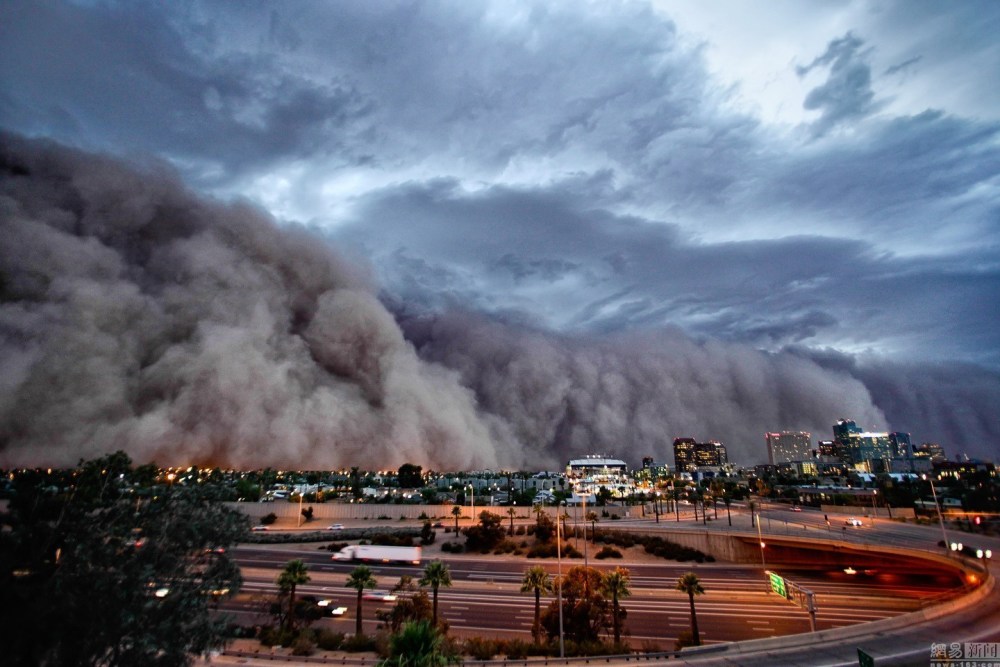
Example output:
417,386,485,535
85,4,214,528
844,517,863,526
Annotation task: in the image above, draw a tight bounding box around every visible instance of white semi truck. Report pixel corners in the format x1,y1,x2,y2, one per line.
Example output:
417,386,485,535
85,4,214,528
331,544,422,565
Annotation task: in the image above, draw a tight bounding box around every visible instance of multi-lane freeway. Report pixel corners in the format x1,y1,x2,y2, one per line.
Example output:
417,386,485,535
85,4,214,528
224,544,962,649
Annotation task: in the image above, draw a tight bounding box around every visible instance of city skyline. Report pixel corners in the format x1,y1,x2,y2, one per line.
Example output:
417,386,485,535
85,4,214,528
1,2,999,469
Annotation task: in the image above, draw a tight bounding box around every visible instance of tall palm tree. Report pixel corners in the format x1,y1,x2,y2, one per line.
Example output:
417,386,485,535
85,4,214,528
585,511,599,541
346,565,378,636
520,566,552,645
601,567,631,644
676,572,705,646
418,560,452,627
507,506,517,534
277,559,310,632
451,505,462,534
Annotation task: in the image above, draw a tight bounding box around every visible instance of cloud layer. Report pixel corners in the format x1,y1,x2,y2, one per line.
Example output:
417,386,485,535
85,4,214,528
1,2,998,466
0,135,528,469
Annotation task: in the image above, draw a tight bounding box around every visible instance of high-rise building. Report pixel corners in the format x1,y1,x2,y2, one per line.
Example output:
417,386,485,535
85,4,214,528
889,432,912,458
673,438,696,472
695,441,728,468
765,431,812,465
833,419,894,472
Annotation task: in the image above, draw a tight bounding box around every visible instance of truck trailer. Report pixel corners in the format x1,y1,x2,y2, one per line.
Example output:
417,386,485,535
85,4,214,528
331,544,422,565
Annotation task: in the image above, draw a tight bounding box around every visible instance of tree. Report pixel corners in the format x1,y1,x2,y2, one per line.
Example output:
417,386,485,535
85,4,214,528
463,511,505,551
278,560,310,632
507,506,517,533
451,505,462,534
378,620,458,667
586,511,599,540
419,560,452,627
520,566,552,645
676,572,705,646
0,452,249,667
601,567,631,645
377,577,432,633
346,565,378,636
534,509,555,542
541,566,610,644
397,464,423,489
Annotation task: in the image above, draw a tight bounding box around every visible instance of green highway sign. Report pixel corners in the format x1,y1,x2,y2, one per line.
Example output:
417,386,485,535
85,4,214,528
857,648,874,667
768,571,787,598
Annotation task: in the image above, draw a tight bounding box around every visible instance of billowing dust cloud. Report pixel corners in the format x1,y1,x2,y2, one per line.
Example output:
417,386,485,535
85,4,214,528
401,313,887,466
0,134,525,469
2,134,895,470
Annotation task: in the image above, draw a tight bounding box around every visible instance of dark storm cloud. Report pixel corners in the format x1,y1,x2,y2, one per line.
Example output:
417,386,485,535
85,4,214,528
792,349,1000,459
0,1,376,180
1,1,998,467
797,33,880,136
400,311,888,466
0,135,532,469
337,180,1000,366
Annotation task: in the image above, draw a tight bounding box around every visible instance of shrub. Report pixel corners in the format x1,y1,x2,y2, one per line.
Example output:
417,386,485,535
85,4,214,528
342,634,377,652
377,514,391,520
526,542,557,558
315,629,345,651
261,512,278,525
674,630,696,650
594,546,622,559
291,635,316,656
504,639,531,659
464,637,500,660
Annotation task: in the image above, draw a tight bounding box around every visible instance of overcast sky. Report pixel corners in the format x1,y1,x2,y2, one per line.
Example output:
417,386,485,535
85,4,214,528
2,1,999,464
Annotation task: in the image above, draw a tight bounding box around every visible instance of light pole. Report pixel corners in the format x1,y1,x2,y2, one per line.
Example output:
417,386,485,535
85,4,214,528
581,492,589,569
296,489,304,528
871,489,878,519
923,474,949,552
755,504,766,572
556,499,564,658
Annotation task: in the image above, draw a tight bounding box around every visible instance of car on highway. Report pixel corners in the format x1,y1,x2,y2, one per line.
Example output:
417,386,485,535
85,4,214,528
362,590,397,602
790,506,802,512
251,525,269,531
327,523,345,531
844,517,863,526
317,599,348,616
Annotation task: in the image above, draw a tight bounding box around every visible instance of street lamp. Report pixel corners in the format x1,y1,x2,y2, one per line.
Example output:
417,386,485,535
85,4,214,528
922,474,949,552
555,499,565,658
756,504,766,572
296,489,304,528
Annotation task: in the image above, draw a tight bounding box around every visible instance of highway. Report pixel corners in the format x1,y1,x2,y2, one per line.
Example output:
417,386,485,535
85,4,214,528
225,544,961,649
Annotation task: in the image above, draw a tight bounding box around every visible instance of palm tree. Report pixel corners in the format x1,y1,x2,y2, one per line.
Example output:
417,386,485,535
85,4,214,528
419,560,452,627
676,572,705,646
586,511,599,541
601,567,631,645
520,566,552,645
507,506,517,534
346,565,378,636
451,505,462,534
277,559,310,632
379,619,457,667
